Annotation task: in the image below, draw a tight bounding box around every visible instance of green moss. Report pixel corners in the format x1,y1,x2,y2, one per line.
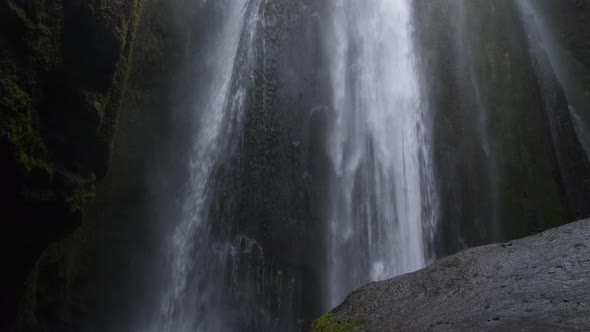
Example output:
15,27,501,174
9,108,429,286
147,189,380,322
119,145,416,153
311,312,366,332
7,2,60,69
447,257,461,268
0,77,55,179
0,78,33,144
7,2,35,30
92,0,131,43
93,0,145,177
29,24,59,69
80,89,107,125
17,150,54,174
64,176,97,214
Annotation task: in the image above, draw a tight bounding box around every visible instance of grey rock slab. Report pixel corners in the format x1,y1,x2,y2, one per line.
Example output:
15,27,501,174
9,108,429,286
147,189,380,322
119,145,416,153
322,219,590,332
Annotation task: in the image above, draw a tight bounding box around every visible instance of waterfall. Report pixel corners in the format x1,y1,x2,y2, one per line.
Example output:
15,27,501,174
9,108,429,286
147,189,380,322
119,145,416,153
142,1,263,331
322,0,437,307
143,0,440,325
70,1,590,331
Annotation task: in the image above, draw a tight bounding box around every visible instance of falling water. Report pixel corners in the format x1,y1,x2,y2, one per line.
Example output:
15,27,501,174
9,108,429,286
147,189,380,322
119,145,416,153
68,1,590,331
142,1,263,331
323,0,437,307
134,0,441,327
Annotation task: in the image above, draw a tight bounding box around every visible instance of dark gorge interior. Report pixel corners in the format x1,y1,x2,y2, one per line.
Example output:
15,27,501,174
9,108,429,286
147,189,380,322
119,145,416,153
1,0,589,331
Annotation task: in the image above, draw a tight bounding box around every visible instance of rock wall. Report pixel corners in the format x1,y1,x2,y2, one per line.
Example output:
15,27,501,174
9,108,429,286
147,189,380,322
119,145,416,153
0,0,143,329
200,0,330,328
532,0,590,159
413,0,590,256
13,1,241,330
3,0,589,330
535,0,590,70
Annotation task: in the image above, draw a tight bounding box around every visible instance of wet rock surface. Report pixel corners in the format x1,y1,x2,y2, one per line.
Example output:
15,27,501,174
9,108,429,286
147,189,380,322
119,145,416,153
316,219,590,331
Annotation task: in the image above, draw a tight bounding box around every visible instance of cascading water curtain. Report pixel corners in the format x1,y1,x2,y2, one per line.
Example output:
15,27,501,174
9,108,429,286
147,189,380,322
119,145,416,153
140,1,263,331
322,0,438,308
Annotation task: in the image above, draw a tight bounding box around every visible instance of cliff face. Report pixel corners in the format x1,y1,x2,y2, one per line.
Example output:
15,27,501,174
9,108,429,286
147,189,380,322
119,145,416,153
312,218,590,332
0,0,143,328
413,0,590,256
533,0,590,158
13,0,206,330
3,0,590,330
535,0,590,70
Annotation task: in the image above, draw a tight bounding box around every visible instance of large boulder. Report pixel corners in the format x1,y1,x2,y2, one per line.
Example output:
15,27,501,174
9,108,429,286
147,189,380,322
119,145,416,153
312,219,590,331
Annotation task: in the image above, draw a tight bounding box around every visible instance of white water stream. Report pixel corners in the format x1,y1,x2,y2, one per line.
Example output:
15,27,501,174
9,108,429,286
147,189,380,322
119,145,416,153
323,0,437,307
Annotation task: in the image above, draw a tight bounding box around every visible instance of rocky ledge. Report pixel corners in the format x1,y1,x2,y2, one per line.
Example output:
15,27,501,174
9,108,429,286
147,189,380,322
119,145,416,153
312,219,590,331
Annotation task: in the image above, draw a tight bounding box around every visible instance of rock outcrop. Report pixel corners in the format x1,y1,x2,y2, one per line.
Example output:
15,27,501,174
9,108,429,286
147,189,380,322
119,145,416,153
0,0,143,328
312,219,590,331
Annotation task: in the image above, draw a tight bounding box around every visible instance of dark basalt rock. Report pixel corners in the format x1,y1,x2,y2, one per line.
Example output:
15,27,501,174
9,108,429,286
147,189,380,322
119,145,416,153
0,0,143,328
314,218,590,332
3,0,589,330
532,0,590,160
413,0,590,256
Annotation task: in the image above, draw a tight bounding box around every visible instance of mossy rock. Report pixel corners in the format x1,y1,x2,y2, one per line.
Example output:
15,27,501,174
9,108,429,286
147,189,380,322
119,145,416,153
311,312,366,332
0,77,33,146
0,0,145,328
